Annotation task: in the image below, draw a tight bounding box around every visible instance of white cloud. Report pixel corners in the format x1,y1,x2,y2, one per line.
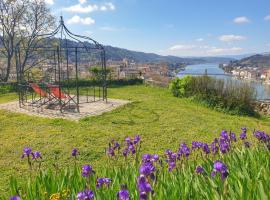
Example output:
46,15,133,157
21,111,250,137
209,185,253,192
233,16,250,24
45,0,54,5
264,15,270,21
207,47,243,55
101,3,115,11
169,44,196,51
63,4,98,13
219,34,246,42
63,2,115,13
67,15,95,25
267,43,270,47
165,43,244,56
196,38,204,42
79,0,87,4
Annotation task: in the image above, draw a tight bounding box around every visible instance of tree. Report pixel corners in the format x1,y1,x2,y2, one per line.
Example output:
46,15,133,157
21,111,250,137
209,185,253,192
0,0,27,81
89,66,111,82
18,0,55,73
0,0,55,82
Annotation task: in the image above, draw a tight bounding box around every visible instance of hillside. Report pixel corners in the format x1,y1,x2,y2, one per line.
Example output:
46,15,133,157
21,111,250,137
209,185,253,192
104,45,233,64
0,36,233,64
229,54,270,68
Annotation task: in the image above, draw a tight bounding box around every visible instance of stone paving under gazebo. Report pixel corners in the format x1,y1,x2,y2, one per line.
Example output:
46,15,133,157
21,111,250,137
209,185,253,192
0,96,129,121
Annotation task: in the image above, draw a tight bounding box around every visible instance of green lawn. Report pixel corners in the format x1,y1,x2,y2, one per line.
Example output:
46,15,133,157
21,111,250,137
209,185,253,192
1,85,270,195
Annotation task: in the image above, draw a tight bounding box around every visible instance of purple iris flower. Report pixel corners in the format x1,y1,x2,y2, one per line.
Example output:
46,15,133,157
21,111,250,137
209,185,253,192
142,154,152,163
178,143,191,158
229,132,237,142
152,154,159,162
213,138,219,144
71,148,78,157
240,128,247,140
128,144,136,155
117,184,130,200
142,154,159,163
21,147,33,159
211,142,219,154
240,133,247,140
77,189,94,200
10,196,21,200
220,130,230,141
134,135,141,144
244,141,250,148
117,190,130,200
211,160,229,180
140,162,155,176
96,177,112,188
137,175,152,199
114,141,121,150
196,166,205,174
219,139,230,154
125,137,131,144
123,148,129,157
202,143,210,154
253,131,270,143
168,161,176,171
82,165,95,177
107,147,115,157
32,151,42,160
140,192,148,200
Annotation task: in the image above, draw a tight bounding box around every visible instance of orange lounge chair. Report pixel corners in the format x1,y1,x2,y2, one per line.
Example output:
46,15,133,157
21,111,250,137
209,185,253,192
29,83,54,107
47,85,77,110
30,83,48,97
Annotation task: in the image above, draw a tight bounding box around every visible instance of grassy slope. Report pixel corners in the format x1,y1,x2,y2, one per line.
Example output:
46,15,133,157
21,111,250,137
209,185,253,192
1,85,270,194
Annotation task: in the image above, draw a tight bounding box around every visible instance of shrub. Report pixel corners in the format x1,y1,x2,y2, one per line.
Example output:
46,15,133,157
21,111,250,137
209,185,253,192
61,78,143,88
0,82,17,94
169,75,193,97
170,76,257,116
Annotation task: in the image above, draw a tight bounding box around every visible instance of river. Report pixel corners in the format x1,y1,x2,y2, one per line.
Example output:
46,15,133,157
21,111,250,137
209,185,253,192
177,63,270,100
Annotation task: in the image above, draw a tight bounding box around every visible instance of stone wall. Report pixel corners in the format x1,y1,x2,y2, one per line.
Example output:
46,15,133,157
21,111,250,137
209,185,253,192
253,100,270,115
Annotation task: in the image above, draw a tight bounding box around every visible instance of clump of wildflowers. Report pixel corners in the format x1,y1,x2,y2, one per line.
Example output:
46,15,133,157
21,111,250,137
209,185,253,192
77,189,94,200
106,139,121,157
21,147,42,168
123,135,141,157
165,149,177,171
211,160,229,180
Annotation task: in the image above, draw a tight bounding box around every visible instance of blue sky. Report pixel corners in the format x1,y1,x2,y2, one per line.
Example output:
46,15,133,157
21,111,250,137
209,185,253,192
45,0,270,57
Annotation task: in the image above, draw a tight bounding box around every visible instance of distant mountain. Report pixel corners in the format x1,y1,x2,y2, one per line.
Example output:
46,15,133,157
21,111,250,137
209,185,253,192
229,54,270,69
104,45,234,64
0,37,234,65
